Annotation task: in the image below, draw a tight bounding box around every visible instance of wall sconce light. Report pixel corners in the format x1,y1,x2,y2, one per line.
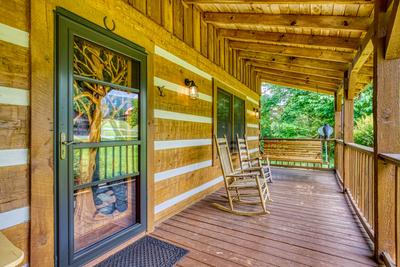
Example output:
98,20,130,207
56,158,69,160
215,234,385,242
184,79,199,99
253,108,260,119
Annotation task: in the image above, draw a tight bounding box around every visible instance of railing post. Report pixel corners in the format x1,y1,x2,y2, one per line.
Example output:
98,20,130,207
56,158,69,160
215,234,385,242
373,0,400,261
343,75,354,192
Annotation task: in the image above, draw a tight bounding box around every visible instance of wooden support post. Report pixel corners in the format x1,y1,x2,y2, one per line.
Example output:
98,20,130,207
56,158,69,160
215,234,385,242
334,91,343,177
343,75,354,192
334,91,343,139
373,0,400,261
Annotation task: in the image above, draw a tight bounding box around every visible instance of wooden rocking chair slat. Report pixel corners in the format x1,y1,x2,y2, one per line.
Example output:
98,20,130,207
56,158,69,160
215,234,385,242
213,135,270,216
237,134,274,183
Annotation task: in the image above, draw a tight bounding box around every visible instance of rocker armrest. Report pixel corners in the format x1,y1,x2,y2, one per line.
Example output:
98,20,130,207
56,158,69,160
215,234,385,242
0,232,24,267
227,172,259,178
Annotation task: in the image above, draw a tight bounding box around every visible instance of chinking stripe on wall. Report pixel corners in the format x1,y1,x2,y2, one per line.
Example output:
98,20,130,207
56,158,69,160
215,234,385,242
154,176,223,214
153,46,220,216
0,22,30,230
0,22,29,47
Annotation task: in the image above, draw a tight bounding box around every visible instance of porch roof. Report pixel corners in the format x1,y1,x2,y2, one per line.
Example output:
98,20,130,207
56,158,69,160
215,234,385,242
187,0,375,96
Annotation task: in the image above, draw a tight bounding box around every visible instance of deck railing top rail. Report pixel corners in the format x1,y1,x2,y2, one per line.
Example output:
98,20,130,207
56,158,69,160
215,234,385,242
379,153,400,166
345,142,374,154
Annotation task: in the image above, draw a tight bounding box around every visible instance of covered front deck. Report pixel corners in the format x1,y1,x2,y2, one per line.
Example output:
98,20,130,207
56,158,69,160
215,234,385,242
152,168,376,267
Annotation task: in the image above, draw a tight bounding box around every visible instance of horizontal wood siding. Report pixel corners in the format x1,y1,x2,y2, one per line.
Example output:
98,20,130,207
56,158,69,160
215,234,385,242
0,0,30,265
153,54,221,222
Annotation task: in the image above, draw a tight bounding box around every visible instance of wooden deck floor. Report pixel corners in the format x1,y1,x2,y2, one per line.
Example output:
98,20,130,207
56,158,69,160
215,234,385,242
151,168,377,267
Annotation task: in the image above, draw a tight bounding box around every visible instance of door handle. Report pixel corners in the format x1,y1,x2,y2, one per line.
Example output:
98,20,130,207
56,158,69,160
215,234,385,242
62,140,77,146
60,132,79,159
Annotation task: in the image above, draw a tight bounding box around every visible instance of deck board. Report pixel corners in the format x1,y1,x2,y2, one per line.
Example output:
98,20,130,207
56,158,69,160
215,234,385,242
152,168,377,267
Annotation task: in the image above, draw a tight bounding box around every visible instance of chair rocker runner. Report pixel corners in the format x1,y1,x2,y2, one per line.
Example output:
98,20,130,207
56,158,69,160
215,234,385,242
213,135,270,216
237,134,273,183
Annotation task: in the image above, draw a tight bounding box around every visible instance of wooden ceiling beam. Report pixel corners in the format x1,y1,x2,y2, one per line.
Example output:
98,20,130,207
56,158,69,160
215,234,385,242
254,68,340,89
237,51,348,71
218,29,359,51
348,25,373,98
247,59,345,79
351,26,374,72
386,0,400,59
252,66,341,86
230,41,354,62
259,75,336,95
185,0,374,4
203,13,371,32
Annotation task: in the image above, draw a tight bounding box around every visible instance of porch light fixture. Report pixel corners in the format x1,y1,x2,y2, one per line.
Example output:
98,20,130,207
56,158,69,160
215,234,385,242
184,79,199,99
253,108,260,119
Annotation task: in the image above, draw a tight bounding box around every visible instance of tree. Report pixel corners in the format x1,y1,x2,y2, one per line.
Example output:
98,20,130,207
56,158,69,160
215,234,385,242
261,84,334,138
353,84,373,147
261,83,374,147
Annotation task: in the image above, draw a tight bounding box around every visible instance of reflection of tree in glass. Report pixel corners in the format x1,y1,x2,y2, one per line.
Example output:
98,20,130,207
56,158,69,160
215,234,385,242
72,37,130,222
127,99,139,128
73,38,129,183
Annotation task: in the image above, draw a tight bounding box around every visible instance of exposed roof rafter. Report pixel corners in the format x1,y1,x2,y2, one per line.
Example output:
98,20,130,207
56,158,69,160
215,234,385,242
252,66,341,86
185,0,374,4
247,59,345,79
260,75,336,95
230,41,355,62
237,51,348,71
218,29,359,52
204,13,371,32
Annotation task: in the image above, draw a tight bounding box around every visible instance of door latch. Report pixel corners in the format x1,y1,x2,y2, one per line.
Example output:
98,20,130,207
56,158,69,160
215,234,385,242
60,132,67,160
60,132,78,159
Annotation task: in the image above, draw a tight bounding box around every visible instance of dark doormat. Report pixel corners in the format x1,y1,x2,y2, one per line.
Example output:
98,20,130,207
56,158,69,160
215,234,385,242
94,236,188,267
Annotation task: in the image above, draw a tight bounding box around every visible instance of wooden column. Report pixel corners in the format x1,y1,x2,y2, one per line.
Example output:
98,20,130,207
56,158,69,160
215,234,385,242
334,92,343,139
373,0,400,260
342,75,354,191
334,92,342,177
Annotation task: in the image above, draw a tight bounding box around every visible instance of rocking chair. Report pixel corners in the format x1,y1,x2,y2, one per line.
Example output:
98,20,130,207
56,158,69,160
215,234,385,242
237,134,273,183
213,135,270,216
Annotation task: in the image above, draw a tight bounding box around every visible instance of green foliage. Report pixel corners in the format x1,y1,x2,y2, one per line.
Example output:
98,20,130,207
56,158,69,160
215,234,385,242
353,84,373,147
354,84,373,122
354,114,374,147
261,84,334,138
260,83,374,147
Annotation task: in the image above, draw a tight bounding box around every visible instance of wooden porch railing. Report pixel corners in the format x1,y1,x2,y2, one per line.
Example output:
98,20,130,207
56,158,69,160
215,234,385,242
336,140,375,239
336,140,399,267
262,138,398,265
377,153,400,267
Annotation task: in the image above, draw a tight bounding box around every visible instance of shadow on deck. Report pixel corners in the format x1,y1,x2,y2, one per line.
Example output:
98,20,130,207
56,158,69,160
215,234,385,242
151,168,377,267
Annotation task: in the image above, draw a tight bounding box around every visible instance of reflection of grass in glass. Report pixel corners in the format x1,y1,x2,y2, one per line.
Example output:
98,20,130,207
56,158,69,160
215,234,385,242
74,146,139,185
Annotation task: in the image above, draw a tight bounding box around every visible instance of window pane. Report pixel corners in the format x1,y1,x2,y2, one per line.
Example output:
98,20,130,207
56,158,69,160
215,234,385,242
217,89,232,146
234,96,245,150
73,36,135,87
73,82,139,142
73,145,139,186
73,177,138,252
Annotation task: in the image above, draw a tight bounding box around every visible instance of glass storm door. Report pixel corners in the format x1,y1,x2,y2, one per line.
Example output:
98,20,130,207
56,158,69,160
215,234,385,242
56,9,147,267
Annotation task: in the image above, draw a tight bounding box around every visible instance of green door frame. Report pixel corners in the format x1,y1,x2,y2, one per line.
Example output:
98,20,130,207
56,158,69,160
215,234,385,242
55,8,147,267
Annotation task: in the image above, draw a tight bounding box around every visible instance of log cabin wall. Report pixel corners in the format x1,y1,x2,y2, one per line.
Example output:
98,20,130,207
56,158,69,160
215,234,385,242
0,0,261,265
0,0,30,266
